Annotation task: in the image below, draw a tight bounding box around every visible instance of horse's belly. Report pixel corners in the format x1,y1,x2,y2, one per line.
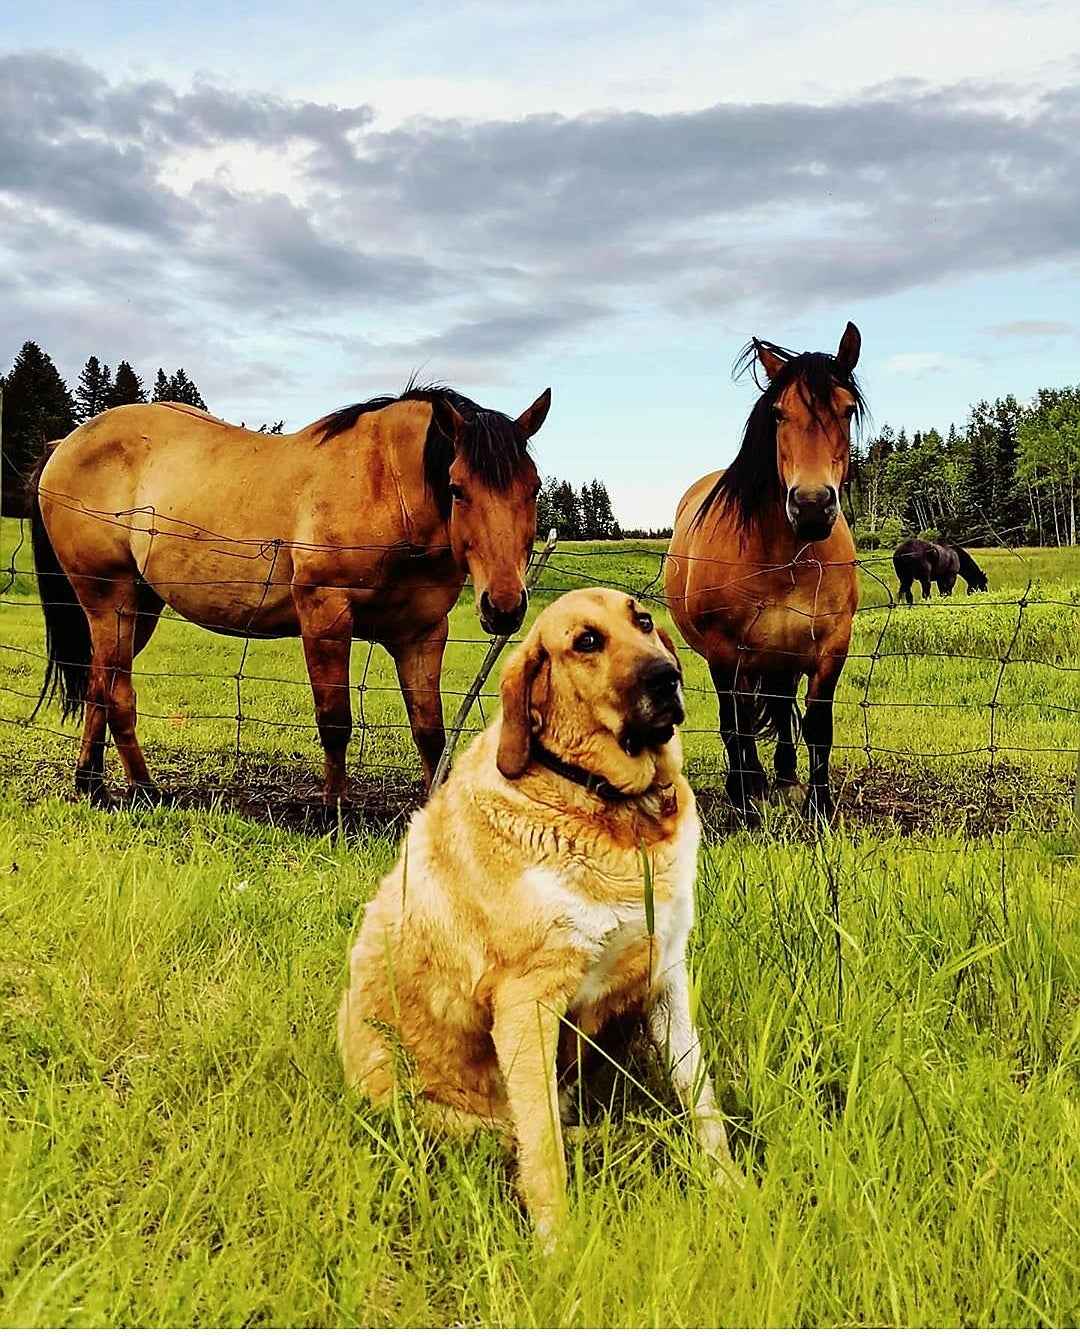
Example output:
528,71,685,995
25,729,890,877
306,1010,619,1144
707,597,850,672
138,536,300,636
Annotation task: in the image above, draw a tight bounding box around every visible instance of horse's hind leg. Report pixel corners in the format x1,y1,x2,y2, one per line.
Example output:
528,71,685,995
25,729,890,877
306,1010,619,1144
762,672,800,795
294,586,355,806
76,578,162,805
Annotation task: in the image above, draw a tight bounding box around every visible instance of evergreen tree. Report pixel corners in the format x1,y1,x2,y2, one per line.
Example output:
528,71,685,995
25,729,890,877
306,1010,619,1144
166,368,207,410
550,480,583,540
1,341,76,517
152,368,171,401
74,356,113,422
585,478,620,539
107,360,146,408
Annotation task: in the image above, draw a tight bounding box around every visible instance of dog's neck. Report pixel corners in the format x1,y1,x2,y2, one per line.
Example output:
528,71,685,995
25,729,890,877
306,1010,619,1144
528,738,678,816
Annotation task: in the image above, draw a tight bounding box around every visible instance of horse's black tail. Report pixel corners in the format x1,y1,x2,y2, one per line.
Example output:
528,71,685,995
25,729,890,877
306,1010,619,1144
30,456,91,723
740,672,800,741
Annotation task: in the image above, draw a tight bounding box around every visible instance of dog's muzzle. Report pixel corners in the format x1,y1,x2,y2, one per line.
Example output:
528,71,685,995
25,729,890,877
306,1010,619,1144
622,656,684,753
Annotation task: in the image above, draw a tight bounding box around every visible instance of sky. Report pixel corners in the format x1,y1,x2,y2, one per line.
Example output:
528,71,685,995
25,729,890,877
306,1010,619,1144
3,0,1080,527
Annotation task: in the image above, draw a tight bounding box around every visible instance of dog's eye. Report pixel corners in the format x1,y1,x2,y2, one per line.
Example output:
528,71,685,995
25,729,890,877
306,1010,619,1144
573,628,604,653
636,612,654,634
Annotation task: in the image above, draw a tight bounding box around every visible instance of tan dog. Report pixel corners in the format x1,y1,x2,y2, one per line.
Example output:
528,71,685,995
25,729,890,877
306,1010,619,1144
338,587,742,1244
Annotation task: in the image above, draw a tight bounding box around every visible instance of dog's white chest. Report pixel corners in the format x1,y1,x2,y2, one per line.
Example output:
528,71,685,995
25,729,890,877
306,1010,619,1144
521,866,692,1012
570,911,652,1010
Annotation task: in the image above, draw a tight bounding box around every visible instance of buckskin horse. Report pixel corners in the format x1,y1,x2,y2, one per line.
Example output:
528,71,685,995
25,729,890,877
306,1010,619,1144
892,538,988,604
32,384,550,808
665,324,865,820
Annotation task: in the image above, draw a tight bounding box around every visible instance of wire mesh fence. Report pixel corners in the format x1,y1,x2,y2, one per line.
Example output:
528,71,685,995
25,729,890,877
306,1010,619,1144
2,511,1078,833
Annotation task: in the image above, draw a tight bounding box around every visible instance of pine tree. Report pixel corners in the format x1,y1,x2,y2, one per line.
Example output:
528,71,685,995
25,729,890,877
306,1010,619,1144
1,341,76,517
166,368,207,410
152,368,171,401
107,360,146,408
74,356,113,422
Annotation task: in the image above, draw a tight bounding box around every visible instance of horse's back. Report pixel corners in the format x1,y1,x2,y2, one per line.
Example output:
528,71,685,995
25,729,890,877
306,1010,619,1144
40,403,256,508
36,404,317,630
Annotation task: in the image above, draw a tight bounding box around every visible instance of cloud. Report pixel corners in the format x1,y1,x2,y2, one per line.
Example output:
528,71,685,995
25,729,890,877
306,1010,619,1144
3,49,1080,390
882,352,987,377
986,319,1075,339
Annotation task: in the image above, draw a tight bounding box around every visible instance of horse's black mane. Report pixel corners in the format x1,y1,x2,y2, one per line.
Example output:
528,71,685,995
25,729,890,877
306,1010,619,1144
317,380,533,519
950,543,988,588
694,341,867,531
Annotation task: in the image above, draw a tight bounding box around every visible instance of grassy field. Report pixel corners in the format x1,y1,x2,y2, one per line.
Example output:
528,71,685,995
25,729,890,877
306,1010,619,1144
2,516,1080,1326
2,523,1078,810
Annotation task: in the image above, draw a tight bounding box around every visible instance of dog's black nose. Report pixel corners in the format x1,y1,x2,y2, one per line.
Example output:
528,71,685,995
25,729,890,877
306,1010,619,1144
641,657,681,700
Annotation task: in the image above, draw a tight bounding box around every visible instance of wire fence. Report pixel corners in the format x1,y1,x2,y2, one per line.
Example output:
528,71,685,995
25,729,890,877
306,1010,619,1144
2,508,1078,830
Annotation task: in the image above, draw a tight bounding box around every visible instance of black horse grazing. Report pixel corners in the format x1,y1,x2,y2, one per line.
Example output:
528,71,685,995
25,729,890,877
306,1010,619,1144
893,539,988,604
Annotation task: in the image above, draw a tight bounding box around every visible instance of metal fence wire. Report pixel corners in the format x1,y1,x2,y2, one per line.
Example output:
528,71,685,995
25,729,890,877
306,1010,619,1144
1,505,1078,828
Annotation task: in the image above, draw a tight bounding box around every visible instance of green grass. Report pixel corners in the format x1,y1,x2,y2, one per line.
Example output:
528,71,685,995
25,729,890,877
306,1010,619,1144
2,517,1080,1325
2,522,1078,801
1,800,1078,1326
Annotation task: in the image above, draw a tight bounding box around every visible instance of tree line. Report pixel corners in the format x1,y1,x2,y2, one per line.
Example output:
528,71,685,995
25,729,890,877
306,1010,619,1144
9,337,1074,547
851,387,1080,549
536,477,622,541
0,340,630,537
0,341,210,516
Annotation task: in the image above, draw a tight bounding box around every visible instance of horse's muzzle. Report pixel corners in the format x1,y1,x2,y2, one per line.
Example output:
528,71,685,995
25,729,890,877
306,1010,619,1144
787,485,839,543
479,588,528,637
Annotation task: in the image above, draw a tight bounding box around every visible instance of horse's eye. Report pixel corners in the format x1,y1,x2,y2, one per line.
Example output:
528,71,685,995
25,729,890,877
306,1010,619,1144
842,404,856,420
449,483,466,502
636,612,654,634
771,406,785,423
574,628,604,653
531,483,541,500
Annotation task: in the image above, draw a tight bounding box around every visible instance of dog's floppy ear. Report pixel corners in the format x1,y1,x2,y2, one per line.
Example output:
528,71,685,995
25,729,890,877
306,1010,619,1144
656,625,682,674
497,634,550,779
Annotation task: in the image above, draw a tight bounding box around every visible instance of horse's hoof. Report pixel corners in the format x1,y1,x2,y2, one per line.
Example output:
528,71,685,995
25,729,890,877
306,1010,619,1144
127,785,170,809
84,785,120,812
803,794,836,823
771,781,807,807
726,802,762,829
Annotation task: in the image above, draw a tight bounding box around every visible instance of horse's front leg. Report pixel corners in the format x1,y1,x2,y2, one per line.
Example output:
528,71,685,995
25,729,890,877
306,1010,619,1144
389,617,449,789
294,587,355,805
803,652,846,821
710,662,768,815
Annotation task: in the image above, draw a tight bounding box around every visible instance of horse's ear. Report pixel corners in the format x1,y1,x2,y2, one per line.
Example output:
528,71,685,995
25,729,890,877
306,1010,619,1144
835,322,861,375
754,340,786,382
656,625,682,675
432,395,466,441
515,388,551,439
496,633,550,779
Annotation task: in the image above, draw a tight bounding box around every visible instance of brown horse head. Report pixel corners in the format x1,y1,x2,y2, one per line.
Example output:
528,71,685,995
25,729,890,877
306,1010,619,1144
695,323,864,545
435,388,549,635
755,323,861,542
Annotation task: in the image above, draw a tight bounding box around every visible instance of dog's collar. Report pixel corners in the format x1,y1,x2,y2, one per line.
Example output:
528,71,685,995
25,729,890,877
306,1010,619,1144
529,740,678,815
